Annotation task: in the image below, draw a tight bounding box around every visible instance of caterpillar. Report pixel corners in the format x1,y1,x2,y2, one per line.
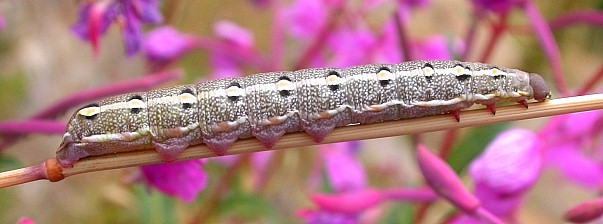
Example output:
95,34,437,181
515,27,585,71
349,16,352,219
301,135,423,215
57,60,551,167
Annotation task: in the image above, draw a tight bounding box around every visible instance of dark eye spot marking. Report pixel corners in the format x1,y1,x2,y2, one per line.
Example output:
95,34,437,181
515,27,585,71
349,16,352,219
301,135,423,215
456,74,471,82
422,63,435,83
128,95,144,114
129,95,143,101
379,79,390,87
277,76,293,97
493,74,506,79
181,88,194,95
227,82,243,102
377,67,392,87
180,88,195,109
424,76,433,82
78,103,100,120
326,70,342,92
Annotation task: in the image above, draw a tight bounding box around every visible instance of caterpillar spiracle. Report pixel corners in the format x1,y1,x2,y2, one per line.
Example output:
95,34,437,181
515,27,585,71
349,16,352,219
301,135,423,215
57,60,551,167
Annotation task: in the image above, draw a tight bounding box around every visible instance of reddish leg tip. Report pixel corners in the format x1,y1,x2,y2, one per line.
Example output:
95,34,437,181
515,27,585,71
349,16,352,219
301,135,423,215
518,100,528,108
486,104,496,115
452,110,461,122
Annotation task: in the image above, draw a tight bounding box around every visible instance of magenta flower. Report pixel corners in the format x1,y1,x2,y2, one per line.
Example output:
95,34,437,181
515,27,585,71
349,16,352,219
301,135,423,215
471,0,518,14
71,0,163,56
327,27,378,67
468,129,542,220
140,160,207,202
320,142,366,193
143,26,198,68
412,35,464,60
544,111,603,188
283,0,327,40
417,144,505,224
210,21,255,78
0,14,5,30
564,197,603,223
17,217,35,224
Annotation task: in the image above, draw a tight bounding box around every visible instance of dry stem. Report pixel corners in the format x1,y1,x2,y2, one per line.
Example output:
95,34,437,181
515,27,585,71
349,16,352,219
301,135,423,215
2,94,603,188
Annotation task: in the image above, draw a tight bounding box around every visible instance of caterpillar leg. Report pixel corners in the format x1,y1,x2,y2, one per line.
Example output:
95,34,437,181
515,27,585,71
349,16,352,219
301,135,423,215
152,139,189,162
485,104,496,115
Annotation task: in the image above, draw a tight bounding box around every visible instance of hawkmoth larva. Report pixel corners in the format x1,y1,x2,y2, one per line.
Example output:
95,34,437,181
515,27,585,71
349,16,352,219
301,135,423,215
56,60,551,167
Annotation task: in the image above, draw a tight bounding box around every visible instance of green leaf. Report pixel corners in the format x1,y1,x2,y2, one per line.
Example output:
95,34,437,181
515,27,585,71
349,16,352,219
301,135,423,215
216,191,276,221
134,184,177,224
380,203,415,224
0,155,24,172
446,124,508,173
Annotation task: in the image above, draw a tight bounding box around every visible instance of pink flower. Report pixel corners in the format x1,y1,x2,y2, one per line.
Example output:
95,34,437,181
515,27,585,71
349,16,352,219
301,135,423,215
210,21,255,78
0,15,5,30
412,35,464,60
140,160,207,202
564,198,603,223
283,0,327,40
71,0,163,56
327,28,378,67
321,142,366,192
543,111,603,188
471,0,518,14
416,144,480,213
17,217,35,224
143,26,197,68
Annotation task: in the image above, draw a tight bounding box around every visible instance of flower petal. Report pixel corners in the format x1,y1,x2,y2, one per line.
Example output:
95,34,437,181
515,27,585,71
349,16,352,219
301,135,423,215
416,144,480,213
545,142,603,188
141,160,207,202
321,142,366,192
469,129,542,195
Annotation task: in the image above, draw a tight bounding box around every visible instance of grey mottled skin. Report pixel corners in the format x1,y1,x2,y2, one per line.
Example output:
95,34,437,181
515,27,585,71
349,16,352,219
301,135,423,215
57,60,550,167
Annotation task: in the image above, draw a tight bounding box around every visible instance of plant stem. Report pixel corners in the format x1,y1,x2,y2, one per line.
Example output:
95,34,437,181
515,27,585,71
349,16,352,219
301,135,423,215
3,94,603,188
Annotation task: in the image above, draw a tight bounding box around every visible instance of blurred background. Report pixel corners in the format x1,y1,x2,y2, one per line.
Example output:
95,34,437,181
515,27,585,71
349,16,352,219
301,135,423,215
0,0,602,223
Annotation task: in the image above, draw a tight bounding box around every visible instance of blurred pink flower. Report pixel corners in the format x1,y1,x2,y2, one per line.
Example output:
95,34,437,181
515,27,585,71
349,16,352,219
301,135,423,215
17,217,35,224
143,26,197,68
297,209,358,224
412,35,464,60
416,144,480,213
468,129,542,220
140,160,207,202
0,15,5,30
564,197,603,223
471,0,518,14
544,111,603,188
321,141,366,192
327,27,378,67
71,0,163,56
210,21,255,78
283,0,327,40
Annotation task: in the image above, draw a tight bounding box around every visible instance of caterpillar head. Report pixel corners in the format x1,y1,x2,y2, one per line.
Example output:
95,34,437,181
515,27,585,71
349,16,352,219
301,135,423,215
57,93,150,167
528,73,551,102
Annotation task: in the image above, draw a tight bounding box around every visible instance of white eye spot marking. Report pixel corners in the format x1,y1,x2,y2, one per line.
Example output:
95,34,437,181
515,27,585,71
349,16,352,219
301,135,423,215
422,63,435,76
179,92,196,104
226,82,244,101
377,68,393,81
78,104,101,119
276,77,294,91
491,68,502,75
128,99,145,108
377,67,393,87
276,76,294,97
325,71,344,91
325,73,344,85
454,65,464,76
128,95,145,114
